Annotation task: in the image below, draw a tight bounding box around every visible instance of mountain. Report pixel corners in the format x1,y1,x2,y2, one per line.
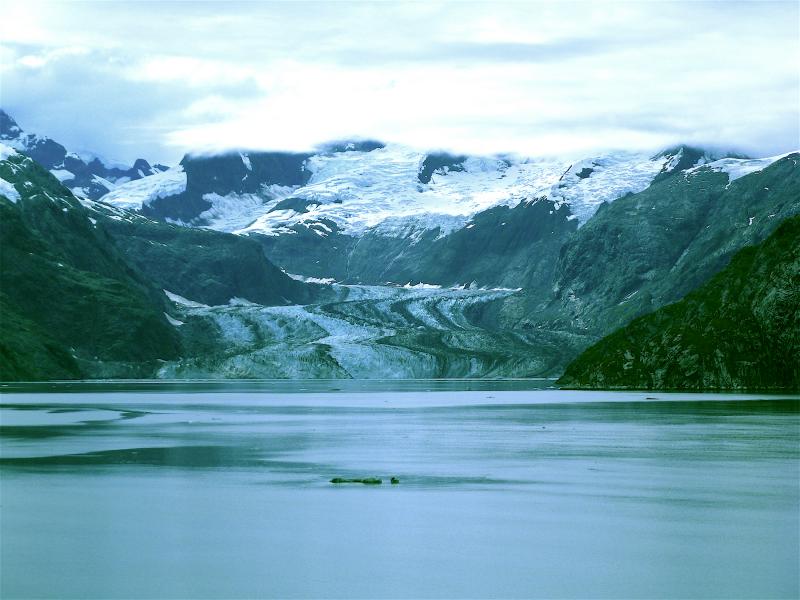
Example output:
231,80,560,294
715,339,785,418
0,140,585,380
3,138,557,380
558,214,800,390
90,138,799,383
0,109,167,201
518,152,800,337
99,143,730,289
0,143,323,379
100,144,724,239
0,143,179,379
2,108,798,385
83,199,319,308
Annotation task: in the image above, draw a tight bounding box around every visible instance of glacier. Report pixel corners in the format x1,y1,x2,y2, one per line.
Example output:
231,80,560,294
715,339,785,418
685,152,795,184
100,167,187,210
99,143,795,245
160,282,561,379
100,145,675,239
235,146,672,236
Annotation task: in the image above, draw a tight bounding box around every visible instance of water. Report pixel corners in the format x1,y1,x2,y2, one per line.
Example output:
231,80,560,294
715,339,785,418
1,384,798,598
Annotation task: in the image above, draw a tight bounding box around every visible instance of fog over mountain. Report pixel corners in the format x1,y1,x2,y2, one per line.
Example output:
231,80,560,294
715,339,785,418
1,1,798,164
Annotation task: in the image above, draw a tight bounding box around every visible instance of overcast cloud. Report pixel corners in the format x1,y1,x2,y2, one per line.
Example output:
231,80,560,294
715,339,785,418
1,1,797,164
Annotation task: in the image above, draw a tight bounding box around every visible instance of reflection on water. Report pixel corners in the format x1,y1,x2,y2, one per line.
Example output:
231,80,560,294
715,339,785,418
1,386,798,599
0,378,557,395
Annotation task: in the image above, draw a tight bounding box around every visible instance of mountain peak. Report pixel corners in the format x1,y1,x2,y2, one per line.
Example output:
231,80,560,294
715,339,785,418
317,139,386,154
0,109,22,140
655,144,750,162
0,109,166,201
651,144,750,182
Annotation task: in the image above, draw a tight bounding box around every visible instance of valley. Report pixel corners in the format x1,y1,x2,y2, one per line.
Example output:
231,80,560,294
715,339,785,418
1,109,798,388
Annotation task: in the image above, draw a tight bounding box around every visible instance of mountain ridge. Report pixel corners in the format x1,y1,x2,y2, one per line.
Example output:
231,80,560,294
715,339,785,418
0,109,168,201
1,109,797,385
558,214,800,390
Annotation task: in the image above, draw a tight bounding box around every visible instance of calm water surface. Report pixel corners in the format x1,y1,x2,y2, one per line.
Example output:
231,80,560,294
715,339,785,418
1,382,798,599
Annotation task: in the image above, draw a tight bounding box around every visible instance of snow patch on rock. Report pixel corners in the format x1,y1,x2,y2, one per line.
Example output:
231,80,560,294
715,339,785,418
100,167,187,210
165,313,185,327
0,143,17,161
50,169,75,183
164,289,210,308
685,152,796,184
0,176,20,203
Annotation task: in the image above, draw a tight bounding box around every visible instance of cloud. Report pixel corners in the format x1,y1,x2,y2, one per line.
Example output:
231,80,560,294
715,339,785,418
1,0,797,163
127,56,258,87
1,46,249,162
329,37,645,66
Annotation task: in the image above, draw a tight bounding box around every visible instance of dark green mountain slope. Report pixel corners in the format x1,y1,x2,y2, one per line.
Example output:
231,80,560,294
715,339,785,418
91,204,320,307
524,154,800,337
558,215,800,391
0,150,180,379
345,198,577,290
1,109,166,200
255,197,578,292
0,297,82,380
0,149,322,380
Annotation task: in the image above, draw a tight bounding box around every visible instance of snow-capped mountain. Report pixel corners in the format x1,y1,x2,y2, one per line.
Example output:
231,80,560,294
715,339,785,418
2,111,798,382
94,139,791,288
0,109,168,200
99,144,673,235
99,142,777,240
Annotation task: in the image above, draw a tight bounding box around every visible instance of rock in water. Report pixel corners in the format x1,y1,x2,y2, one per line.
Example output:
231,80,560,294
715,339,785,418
330,477,382,485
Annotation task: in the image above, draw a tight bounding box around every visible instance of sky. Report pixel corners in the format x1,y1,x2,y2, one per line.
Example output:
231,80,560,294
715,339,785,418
1,0,798,164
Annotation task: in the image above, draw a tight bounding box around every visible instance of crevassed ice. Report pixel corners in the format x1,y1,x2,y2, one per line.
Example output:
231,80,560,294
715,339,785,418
239,145,670,237
101,145,675,239
160,284,524,378
547,152,670,223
